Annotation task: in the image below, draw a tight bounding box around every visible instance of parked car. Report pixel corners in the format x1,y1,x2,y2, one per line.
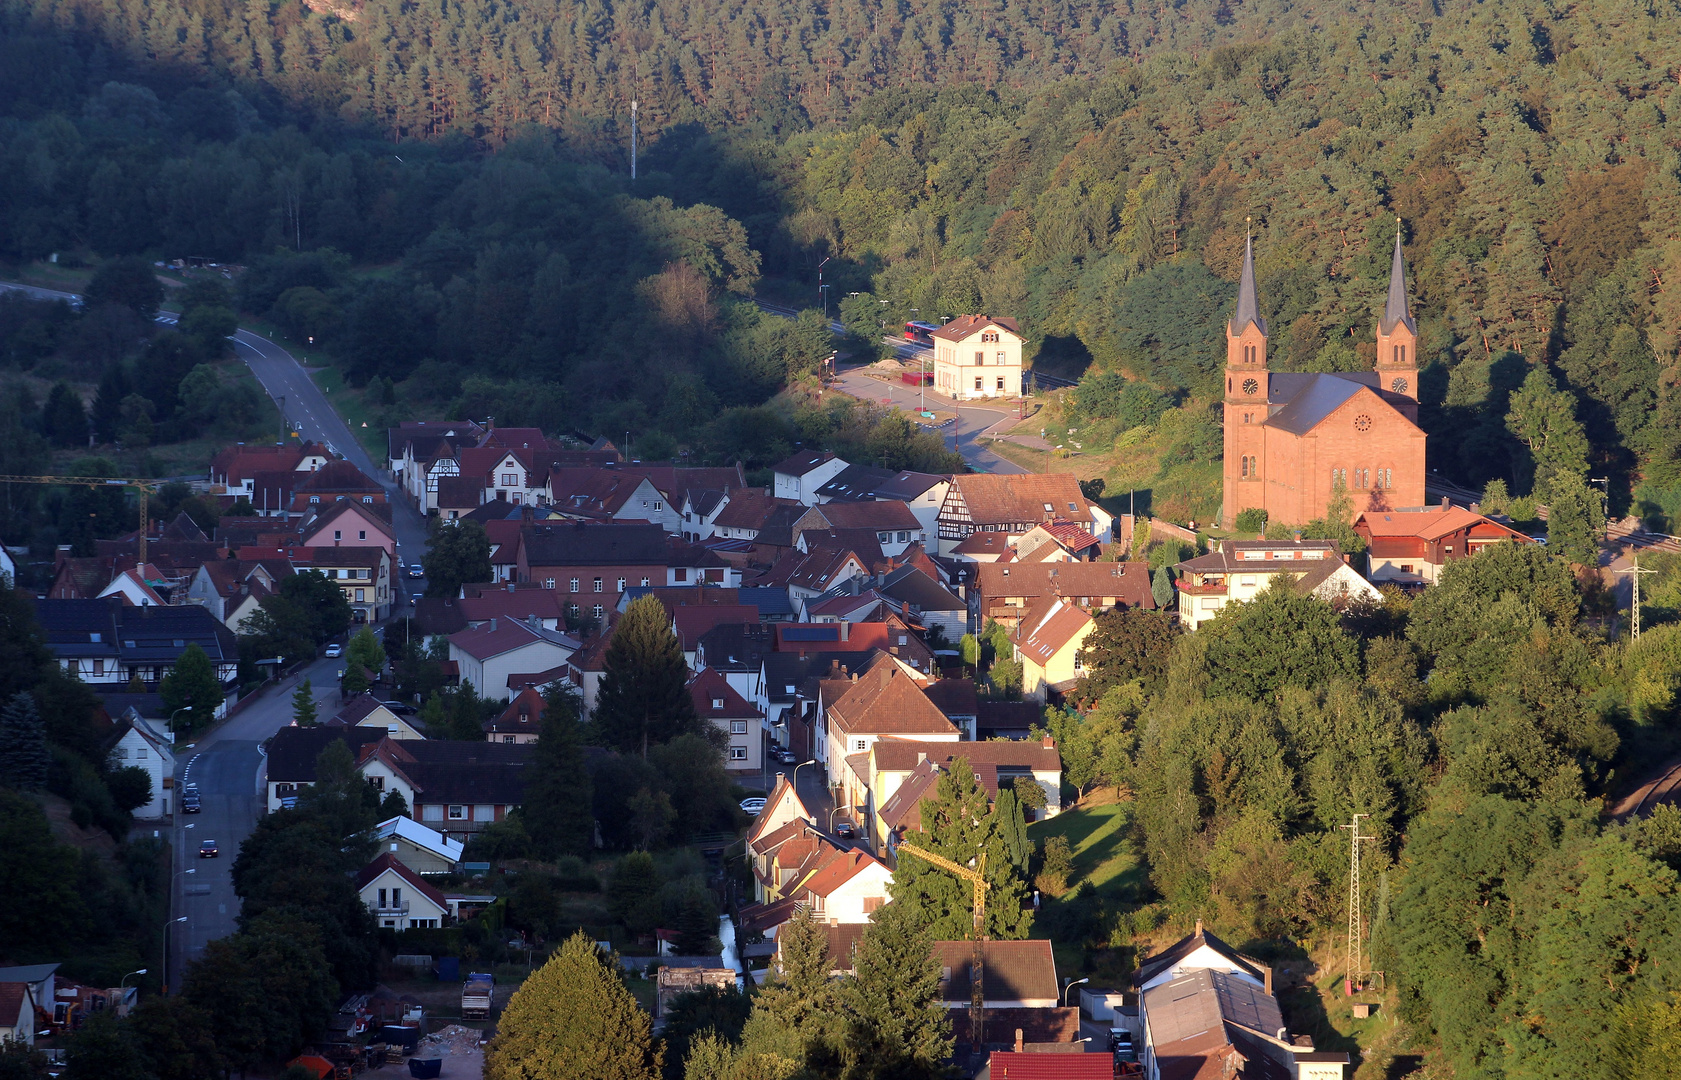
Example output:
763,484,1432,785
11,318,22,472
324,643,343,657
834,820,855,839
739,797,767,816
198,839,219,858
409,564,425,578
771,747,798,765
380,700,417,716
181,785,201,813
1111,1030,1135,1062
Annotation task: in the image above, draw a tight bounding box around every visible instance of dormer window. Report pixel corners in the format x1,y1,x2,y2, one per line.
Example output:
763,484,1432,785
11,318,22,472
712,698,725,710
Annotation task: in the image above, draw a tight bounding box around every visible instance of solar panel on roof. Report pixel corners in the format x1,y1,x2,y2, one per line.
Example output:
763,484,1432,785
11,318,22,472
783,627,839,641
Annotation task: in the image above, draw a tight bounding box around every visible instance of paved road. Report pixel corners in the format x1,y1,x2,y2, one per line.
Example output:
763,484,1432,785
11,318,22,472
0,279,433,585
833,369,1026,475
1,279,433,985
168,655,344,990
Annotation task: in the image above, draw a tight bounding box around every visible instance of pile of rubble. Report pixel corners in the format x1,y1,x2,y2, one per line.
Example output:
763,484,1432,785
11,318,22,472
420,1025,486,1055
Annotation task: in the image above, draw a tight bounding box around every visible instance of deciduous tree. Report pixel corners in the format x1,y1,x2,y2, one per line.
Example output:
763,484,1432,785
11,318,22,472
486,931,661,1080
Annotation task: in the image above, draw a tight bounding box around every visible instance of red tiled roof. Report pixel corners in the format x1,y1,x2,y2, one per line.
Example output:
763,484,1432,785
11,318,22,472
1014,598,1094,666
712,491,800,531
974,562,1154,610
929,314,1022,343
815,501,920,531
873,736,1060,774
797,847,887,899
1353,507,1532,543
985,1051,1112,1079
672,605,760,650
948,474,1087,527
490,686,546,735
826,660,955,736
355,852,449,909
459,590,567,624
688,667,762,719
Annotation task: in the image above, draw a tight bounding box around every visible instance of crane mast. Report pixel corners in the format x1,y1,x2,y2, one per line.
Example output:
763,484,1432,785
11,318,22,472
895,843,988,1054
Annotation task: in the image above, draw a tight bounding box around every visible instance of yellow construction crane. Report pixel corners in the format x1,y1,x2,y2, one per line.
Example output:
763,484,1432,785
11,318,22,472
0,474,158,566
896,843,988,1053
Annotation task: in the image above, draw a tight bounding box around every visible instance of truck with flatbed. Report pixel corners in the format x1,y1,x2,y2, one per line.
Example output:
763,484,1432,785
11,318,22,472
461,973,494,1020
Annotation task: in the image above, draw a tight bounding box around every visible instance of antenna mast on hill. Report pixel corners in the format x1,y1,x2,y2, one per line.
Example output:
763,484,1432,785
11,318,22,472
1340,813,1375,996
631,99,638,181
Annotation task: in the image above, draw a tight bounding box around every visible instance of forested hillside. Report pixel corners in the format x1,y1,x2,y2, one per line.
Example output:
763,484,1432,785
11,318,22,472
5,0,1681,517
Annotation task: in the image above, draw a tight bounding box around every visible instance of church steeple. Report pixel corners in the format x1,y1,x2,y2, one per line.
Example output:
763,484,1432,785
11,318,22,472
1230,232,1266,338
1379,227,1415,336
1376,220,1418,409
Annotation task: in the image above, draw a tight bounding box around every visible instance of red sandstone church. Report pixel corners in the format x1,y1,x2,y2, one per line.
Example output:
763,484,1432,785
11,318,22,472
1221,233,1428,527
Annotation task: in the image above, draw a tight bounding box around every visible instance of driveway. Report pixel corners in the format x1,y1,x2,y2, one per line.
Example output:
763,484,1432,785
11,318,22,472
832,369,1026,475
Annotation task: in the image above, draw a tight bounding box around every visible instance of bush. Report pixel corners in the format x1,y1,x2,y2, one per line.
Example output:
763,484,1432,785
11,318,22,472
1035,836,1074,898
1234,507,1268,532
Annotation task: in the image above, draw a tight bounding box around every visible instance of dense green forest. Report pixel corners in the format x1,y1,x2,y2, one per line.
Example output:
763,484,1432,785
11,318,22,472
3,0,1681,517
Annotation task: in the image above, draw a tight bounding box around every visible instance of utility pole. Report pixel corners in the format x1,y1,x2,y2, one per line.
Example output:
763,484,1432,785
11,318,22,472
1340,813,1374,996
1616,554,1657,640
630,100,638,181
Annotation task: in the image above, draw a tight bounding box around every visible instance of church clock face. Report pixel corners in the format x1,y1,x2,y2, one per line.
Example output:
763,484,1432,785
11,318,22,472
1391,376,1409,394
1242,378,1260,396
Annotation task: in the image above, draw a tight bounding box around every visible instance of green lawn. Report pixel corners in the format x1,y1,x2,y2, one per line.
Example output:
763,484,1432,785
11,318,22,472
308,364,389,460
1026,800,1147,978
1027,801,1141,894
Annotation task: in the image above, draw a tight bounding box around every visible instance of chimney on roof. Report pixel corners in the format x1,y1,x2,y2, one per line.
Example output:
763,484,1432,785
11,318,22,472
840,622,849,642
490,617,498,632
1014,1028,1023,1053
1265,964,1273,996
851,672,857,682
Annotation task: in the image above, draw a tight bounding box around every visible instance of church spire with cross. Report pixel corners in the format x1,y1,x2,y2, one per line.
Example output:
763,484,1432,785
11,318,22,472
1376,219,1418,405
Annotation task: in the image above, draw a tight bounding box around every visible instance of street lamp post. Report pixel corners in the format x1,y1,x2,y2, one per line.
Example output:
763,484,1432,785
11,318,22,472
1062,976,1089,1007
162,915,187,995
120,968,147,991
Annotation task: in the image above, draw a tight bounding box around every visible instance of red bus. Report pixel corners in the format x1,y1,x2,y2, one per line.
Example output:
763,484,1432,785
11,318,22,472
903,321,939,344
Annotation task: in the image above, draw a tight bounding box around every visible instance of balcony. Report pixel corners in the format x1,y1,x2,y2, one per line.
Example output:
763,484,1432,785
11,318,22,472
1176,580,1228,596
372,900,410,915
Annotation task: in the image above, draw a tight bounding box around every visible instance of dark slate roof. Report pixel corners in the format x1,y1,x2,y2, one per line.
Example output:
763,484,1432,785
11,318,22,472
753,505,809,549
397,740,536,804
32,598,121,657
95,692,168,719
1382,230,1416,336
736,587,797,619
1230,234,1265,337
114,604,239,664
879,565,964,613
522,522,667,566
1262,373,1366,436
33,598,237,665
696,622,775,672
872,471,948,502
814,464,897,502
267,726,387,783
414,597,469,636
762,650,877,702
